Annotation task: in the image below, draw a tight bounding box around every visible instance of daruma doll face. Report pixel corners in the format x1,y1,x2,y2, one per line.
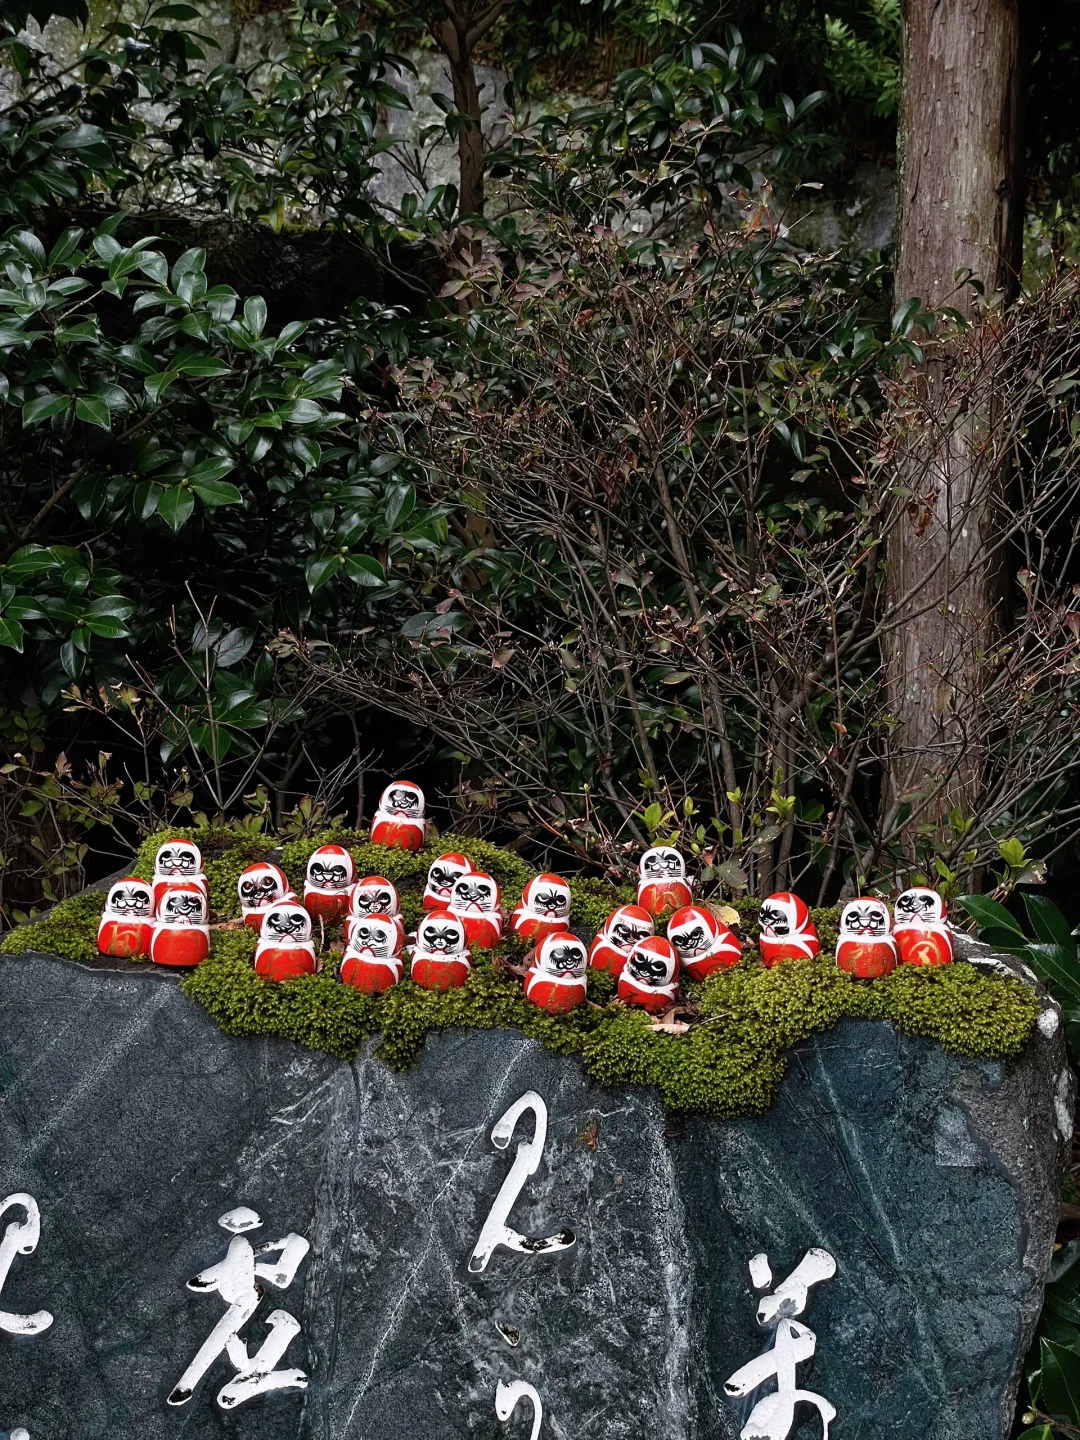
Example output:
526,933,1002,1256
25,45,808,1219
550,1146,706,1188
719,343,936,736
262,904,312,943
840,899,891,937
639,847,685,881
106,881,153,917
451,875,498,913
155,840,201,877
536,933,587,978
306,847,353,892
417,913,467,954
894,887,945,924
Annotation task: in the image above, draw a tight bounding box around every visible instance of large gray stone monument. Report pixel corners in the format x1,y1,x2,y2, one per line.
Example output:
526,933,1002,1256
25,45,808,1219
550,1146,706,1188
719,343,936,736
0,950,1070,1439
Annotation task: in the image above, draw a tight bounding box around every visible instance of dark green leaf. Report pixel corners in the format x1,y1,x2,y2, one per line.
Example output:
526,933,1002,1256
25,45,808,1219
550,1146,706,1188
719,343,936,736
277,398,323,425
1026,943,1080,1006
958,894,1025,937
191,479,242,508
0,616,26,650
5,544,60,580
23,392,72,426
157,487,195,531
343,555,385,586
214,629,253,667
244,296,267,338
75,394,111,430
1024,894,1076,948
305,554,340,592
1041,1338,1080,1425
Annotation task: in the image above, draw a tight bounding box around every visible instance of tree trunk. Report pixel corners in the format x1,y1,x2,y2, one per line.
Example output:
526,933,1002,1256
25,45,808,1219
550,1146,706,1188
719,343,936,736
885,0,1024,857
437,18,486,220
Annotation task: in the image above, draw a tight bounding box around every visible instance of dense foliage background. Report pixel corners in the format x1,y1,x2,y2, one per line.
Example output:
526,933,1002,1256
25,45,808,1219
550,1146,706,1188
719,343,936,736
2,0,1080,922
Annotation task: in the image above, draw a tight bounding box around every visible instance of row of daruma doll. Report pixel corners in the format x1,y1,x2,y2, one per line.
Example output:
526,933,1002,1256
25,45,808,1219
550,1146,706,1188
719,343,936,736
99,829,954,1020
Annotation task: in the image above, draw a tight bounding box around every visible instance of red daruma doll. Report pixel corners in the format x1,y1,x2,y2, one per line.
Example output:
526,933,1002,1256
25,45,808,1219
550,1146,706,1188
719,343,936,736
339,914,403,994
150,883,210,968
511,874,573,942
411,910,471,991
836,898,897,979
347,876,404,952
152,838,208,910
588,905,654,977
370,781,426,851
618,936,679,1014
525,932,588,1014
97,877,155,959
893,887,954,967
303,844,354,925
758,892,820,967
637,847,693,920
449,872,502,950
255,901,317,982
666,905,741,981
423,852,473,912
237,862,294,932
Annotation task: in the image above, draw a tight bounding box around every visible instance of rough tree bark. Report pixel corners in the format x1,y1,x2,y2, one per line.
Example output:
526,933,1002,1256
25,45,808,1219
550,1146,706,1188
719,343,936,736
886,0,1025,851
432,0,507,219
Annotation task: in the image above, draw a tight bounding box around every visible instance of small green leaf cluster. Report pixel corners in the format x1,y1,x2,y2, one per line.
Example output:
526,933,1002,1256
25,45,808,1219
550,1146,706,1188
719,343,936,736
0,827,1042,1116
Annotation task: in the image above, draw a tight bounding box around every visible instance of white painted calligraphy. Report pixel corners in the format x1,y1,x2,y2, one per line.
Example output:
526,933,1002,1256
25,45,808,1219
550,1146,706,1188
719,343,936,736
468,1092,575,1273
724,1248,837,1440
0,1195,53,1338
168,1205,310,1411
495,1378,543,1440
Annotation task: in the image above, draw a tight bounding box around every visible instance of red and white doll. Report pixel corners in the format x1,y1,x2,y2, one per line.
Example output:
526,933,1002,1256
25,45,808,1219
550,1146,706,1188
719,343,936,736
423,852,473,912
758,892,821,967
511,874,573,942
449,872,502,950
237,862,295,932
666,905,741,981
150,882,210,968
97,877,155,959
370,781,426,851
637,847,693,920
346,875,404,951
303,844,355,925
410,910,472,991
893,887,954,967
836,898,897,979
525,931,588,1014
588,905,654,977
339,913,403,994
152,838,208,910
618,936,679,1014
254,901,317,982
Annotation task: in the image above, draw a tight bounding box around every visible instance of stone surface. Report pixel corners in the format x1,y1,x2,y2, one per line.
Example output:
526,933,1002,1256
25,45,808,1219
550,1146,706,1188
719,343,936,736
0,950,1069,1440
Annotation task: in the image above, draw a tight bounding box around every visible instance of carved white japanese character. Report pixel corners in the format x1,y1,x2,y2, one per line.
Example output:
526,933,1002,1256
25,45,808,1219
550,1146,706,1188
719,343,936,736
469,1093,575,1273
168,1206,310,1411
0,1195,53,1338
496,1378,543,1440
725,1248,837,1440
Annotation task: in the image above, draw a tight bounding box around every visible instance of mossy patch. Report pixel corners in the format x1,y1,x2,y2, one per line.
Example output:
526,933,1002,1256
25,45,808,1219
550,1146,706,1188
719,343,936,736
0,826,1042,1116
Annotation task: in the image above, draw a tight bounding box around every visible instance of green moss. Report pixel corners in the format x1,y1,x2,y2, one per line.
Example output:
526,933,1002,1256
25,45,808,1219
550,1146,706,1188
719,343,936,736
0,888,103,962
570,876,636,935
0,826,1043,1116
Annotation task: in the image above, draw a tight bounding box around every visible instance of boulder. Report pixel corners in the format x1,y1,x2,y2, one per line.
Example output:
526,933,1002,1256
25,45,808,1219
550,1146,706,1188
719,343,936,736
0,949,1070,1439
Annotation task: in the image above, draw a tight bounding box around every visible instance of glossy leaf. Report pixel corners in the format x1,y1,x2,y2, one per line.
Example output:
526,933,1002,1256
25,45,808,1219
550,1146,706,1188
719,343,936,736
156,486,195,532
959,894,1026,937
1040,1338,1080,1425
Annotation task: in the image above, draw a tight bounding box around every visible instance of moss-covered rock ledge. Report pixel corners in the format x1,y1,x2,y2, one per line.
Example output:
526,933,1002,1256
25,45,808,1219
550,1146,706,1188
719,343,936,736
0,826,1041,1117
